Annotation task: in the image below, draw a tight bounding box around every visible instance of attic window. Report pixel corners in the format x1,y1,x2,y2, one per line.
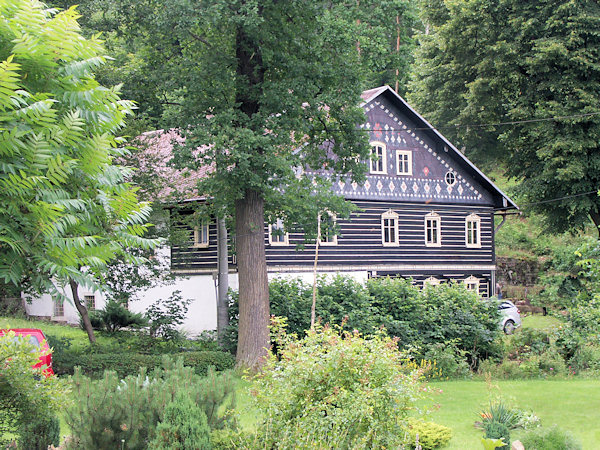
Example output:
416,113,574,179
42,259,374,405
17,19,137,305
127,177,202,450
423,276,440,287
396,150,412,175
445,171,456,186
370,142,387,174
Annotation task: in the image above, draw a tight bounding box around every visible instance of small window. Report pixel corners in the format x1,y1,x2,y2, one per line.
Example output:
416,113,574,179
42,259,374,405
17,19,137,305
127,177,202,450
396,150,413,175
84,294,95,311
319,213,338,246
370,142,387,174
465,214,481,248
424,212,442,247
465,276,480,293
445,171,456,186
193,219,210,248
423,276,440,287
381,209,399,247
269,219,289,246
53,300,64,317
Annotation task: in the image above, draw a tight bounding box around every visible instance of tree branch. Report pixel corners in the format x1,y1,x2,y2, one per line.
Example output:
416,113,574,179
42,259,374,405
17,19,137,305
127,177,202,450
189,31,213,48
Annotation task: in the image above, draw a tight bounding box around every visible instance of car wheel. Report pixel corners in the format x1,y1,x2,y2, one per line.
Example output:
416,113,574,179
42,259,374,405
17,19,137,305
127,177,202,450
503,319,516,335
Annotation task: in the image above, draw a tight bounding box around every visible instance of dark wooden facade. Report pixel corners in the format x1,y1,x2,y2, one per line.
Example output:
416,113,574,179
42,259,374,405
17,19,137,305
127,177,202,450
171,86,516,297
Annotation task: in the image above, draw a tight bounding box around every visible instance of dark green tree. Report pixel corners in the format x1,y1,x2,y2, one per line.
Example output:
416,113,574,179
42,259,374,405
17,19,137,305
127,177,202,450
409,0,600,236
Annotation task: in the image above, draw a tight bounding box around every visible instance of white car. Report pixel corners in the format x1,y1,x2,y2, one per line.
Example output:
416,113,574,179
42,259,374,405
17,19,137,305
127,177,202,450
499,300,521,334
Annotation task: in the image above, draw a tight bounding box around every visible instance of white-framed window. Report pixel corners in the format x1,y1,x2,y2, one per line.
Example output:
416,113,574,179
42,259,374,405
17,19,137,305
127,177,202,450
193,219,210,248
53,299,64,317
424,212,442,247
423,276,441,287
465,276,480,293
269,219,289,246
370,142,387,174
465,213,481,248
445,171,456,186
319,212,338,246
84,294,96,311
381,209,399,247
396,150,413,175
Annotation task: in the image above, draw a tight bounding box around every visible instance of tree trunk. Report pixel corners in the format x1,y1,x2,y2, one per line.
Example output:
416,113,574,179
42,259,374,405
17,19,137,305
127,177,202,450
590,209,600,239
69,279,96,344
217,216,230,347
235,189,270,370
311,216,321,328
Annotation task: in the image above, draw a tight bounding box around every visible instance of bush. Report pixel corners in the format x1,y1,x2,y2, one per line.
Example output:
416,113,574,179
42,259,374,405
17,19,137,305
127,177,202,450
146,291,193,340
484,421,510,450
227,276,502,369
148,391,211,449
18,413,60,450
65,357,235,449
250,322,424,449
520,425,582,450
87,299,148,333
421,341,471,379
57,350,234,378
404,419,452,450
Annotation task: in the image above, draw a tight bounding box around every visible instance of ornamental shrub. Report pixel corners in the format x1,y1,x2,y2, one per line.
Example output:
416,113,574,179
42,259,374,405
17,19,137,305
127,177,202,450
520,425,582,450
250,322,423,449
484,421,510,450
404,419,452,450
148,392,211,450
65,357,235,449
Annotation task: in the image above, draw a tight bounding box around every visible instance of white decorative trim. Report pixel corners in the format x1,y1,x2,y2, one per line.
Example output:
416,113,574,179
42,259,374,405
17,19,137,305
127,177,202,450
264,264,497,273
464,275,480,292
381,209,399,247
465,213,482,248
370,141,387,174
423,276,441,287
396,150,413,175
269,219,289,246
424,212,442,247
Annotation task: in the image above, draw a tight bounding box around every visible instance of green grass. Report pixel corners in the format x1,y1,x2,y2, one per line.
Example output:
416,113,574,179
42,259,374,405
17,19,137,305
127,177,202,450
0,316,112,349
521,313,564,332
422,379,600,449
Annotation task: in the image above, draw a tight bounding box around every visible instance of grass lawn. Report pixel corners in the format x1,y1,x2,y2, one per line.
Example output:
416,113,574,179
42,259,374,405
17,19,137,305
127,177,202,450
423,379,600,449
520,313,564,332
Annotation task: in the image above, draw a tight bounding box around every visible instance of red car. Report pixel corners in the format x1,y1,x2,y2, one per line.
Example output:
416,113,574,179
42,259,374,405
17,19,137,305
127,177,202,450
0,328,54,377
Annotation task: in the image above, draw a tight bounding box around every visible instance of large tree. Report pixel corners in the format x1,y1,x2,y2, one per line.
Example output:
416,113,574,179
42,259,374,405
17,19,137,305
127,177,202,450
409,0,600,235
48,0,416,367
0,0,157,342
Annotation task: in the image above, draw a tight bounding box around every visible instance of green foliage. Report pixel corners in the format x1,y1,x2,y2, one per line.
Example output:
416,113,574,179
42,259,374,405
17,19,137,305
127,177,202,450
88,299,148,333
404,418,452,450
483,421,510,450
409,0,600,234
481,437,508,450
57,350,234,379
0,331,69,446
148,391,211,450
520,425,582,450
146,291,193,340
17,412,60,450
65,357,235,449
479,402,519,430
250,323,423,449
227,276,501,369
0,0,158,299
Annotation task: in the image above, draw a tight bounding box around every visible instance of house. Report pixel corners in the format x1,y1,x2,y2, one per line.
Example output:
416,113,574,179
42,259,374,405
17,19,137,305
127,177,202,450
171,86,516,298
24,86,516,333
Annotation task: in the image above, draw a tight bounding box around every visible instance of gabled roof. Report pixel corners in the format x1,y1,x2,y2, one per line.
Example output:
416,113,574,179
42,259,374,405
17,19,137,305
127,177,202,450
361,86,518,210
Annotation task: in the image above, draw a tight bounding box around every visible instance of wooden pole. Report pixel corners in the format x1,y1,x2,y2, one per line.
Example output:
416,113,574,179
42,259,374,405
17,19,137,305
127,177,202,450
311,215,321,328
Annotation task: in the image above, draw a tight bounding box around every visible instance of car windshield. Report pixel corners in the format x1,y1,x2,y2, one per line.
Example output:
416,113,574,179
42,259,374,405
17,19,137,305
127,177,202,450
9,335,41,351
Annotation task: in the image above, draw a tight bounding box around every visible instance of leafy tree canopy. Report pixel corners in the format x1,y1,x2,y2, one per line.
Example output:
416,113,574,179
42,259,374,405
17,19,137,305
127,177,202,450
409,0,600,235
0,0,158,302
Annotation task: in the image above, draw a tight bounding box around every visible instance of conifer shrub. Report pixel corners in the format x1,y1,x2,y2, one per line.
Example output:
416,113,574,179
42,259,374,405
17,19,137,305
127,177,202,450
250,321,424,449
148,391,211,449
65,357,235,449
484,422,510,450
